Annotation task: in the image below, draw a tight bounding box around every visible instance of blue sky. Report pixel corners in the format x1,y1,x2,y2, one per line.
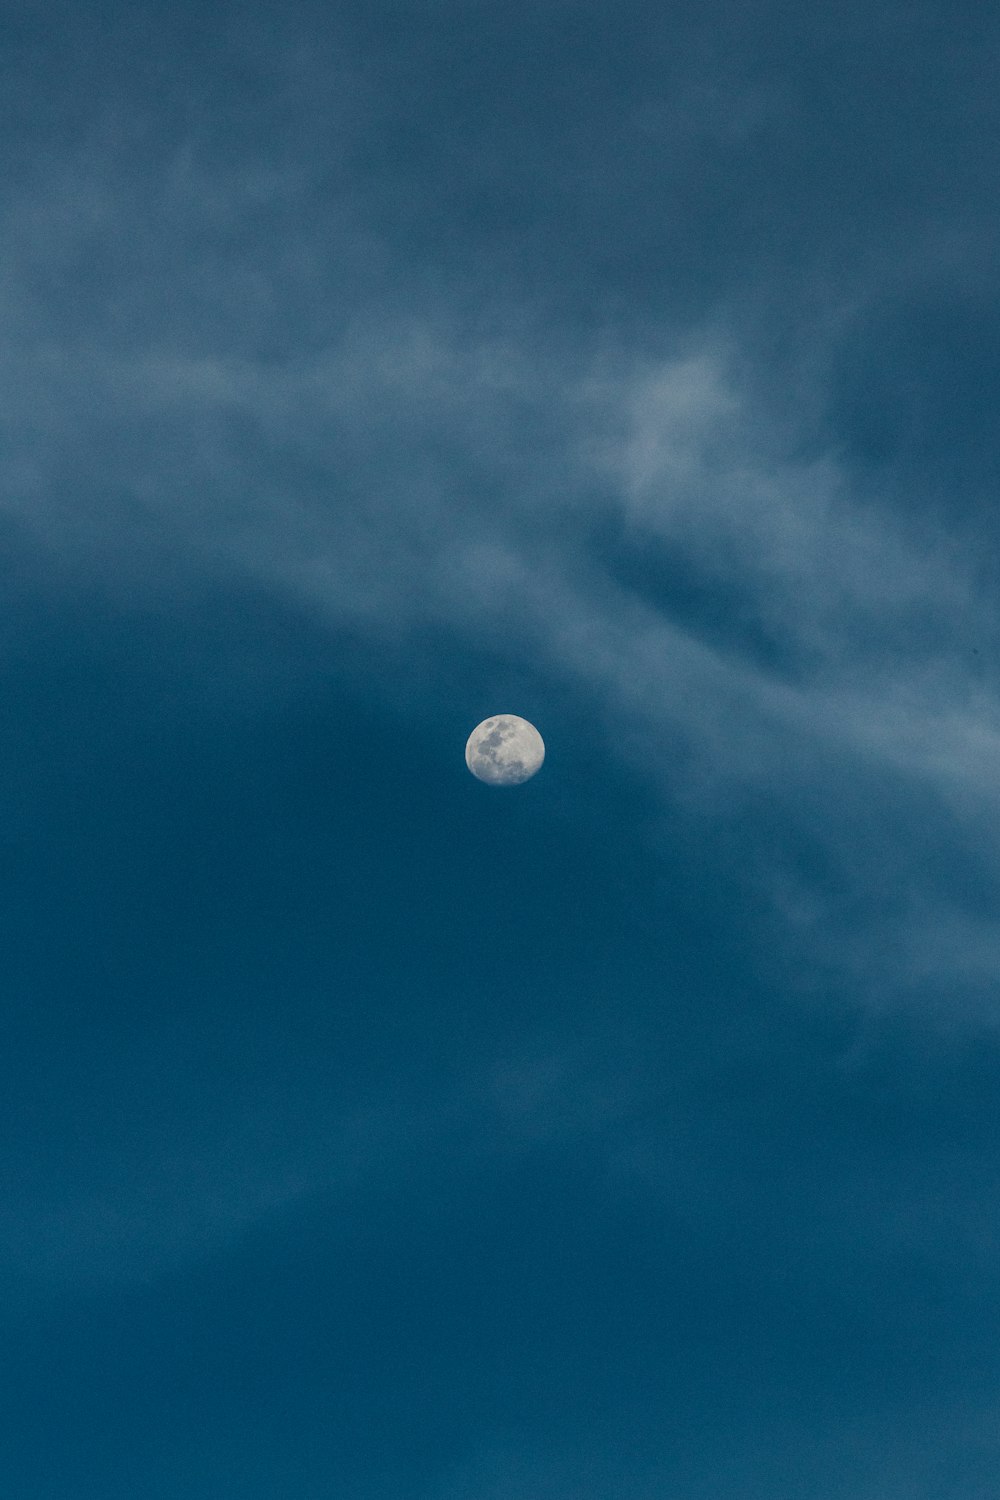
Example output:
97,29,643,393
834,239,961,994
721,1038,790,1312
3,1,1000,1495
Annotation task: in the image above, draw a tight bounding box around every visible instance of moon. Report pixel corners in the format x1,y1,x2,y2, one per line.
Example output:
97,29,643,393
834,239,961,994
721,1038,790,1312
465,715,545,786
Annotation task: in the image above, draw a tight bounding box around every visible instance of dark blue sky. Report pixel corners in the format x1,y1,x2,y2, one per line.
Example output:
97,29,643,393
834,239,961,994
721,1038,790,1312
3,2,1000,1495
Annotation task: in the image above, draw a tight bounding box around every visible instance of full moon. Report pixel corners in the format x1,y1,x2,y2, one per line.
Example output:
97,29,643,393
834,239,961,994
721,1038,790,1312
465,715,545,786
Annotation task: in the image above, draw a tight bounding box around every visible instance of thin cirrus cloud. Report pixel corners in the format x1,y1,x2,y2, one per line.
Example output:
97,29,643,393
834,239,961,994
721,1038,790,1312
2,121,999,1022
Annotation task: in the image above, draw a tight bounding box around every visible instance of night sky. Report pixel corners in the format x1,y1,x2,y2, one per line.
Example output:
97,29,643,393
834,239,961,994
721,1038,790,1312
3,2,1000,1496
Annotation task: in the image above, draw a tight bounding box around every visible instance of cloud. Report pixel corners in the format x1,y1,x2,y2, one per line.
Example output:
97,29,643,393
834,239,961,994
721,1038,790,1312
3,113,999,1023
0,1080,402,1284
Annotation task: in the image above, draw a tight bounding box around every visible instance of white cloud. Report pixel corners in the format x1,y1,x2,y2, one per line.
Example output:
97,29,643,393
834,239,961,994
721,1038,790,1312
3,136,999,1019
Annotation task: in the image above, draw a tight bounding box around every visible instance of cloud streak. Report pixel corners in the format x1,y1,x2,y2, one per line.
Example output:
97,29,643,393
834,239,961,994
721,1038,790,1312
3,106,999,1023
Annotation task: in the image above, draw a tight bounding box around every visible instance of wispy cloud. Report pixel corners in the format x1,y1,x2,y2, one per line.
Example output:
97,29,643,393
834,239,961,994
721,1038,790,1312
3,122,999,1021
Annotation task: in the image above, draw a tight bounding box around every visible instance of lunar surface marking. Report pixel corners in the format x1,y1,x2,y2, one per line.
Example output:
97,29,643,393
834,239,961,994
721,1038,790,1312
465,715,545,785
